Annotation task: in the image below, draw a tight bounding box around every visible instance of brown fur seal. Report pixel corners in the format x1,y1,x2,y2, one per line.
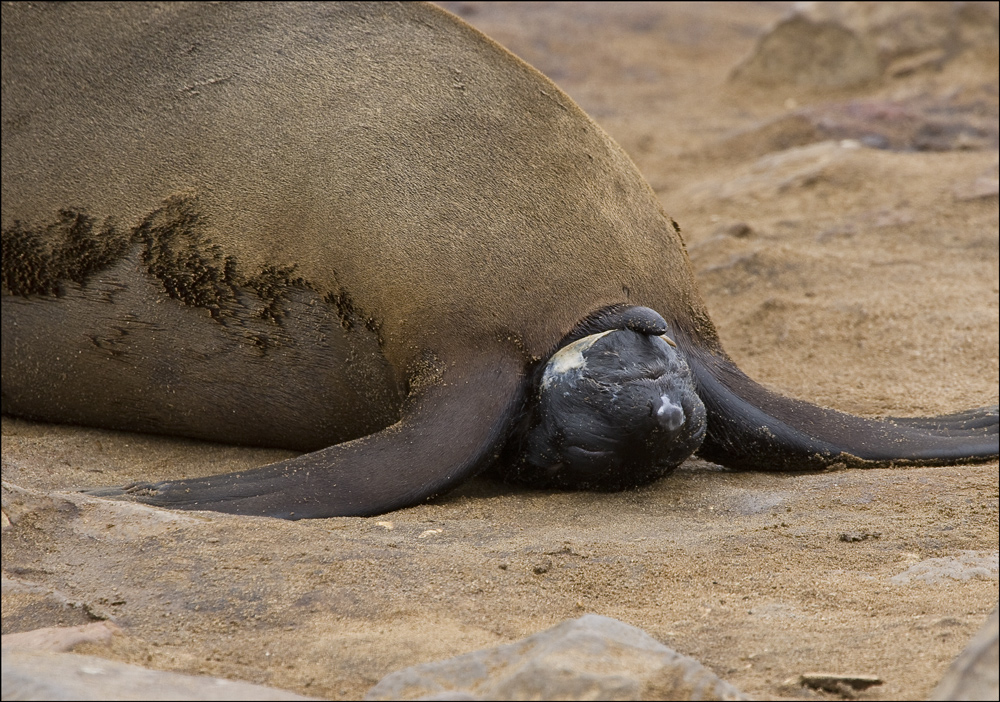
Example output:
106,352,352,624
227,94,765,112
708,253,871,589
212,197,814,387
2,2,996,519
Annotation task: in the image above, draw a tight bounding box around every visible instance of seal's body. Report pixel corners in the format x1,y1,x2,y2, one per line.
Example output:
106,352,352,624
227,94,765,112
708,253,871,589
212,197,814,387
2,2,996,518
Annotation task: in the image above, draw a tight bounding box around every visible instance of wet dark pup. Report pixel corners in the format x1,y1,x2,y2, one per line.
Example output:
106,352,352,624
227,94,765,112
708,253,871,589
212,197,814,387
2,3,997,519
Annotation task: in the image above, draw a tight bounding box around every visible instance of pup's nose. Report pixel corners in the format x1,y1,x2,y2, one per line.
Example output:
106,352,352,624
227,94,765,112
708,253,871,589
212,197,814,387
654,395,685,432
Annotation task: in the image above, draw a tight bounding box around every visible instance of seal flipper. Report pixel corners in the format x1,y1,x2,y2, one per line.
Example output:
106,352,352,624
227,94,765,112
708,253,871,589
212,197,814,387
686,350,999,470
89,356,526,519
883,405,998,433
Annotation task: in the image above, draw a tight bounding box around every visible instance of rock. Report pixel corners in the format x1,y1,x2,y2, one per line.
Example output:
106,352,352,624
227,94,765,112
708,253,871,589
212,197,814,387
532,558,552,575
364,614,750,701
954,176,1000,201
798,672,883,693
713,221,754,239
802,1,1000,70
730,15,879,89
1,621,122,653
891,552,999,585
706,93,999,161
685,140,857,207
799,98,998,153
0,649,320,701
1,573,111,634
839,531,881,543
732,2,1000,89
932,606,1000,701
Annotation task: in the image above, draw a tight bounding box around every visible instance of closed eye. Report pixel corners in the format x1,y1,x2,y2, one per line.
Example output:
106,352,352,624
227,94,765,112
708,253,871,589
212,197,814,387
563,445,611,458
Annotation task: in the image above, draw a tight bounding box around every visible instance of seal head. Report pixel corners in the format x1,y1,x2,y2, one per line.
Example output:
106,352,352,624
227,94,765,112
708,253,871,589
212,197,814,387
505,327,707,490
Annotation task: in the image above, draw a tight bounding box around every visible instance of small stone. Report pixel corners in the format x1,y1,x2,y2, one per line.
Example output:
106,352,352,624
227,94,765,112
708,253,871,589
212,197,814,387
714,221,753,239
532,558,552,575
886,48,946,78
838,531,880,542
799,672,883,692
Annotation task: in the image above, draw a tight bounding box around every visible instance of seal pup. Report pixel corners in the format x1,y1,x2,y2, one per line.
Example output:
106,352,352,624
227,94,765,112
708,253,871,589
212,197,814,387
2,2,996,518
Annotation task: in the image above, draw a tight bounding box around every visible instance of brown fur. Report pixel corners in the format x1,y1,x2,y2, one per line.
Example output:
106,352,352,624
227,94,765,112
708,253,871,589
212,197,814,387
1,2,713,370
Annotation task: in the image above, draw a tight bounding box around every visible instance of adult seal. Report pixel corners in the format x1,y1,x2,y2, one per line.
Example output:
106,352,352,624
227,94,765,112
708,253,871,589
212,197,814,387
2,2,997,519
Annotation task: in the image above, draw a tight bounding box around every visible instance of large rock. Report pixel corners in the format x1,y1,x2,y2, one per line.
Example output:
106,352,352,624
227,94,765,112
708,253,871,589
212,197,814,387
1,621,122,652
932,606,1000,701
730,14,880,89
1,648,320,702
731,1,999,88
365,614,749,701
802,1,999,73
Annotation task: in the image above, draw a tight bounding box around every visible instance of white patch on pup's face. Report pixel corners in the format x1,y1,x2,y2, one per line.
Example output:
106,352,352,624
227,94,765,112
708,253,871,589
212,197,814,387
541,330,614,390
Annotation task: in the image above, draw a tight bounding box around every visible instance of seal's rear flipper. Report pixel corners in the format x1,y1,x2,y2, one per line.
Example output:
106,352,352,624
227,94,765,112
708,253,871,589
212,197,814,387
883,405,998,432
87,356,526,519
686,351,999,470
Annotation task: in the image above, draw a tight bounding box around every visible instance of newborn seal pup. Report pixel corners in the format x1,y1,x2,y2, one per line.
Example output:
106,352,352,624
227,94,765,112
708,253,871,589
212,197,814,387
2,2,996,518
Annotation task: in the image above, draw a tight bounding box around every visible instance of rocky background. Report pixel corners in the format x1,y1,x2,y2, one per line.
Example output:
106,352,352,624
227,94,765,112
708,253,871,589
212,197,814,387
3,2,998,700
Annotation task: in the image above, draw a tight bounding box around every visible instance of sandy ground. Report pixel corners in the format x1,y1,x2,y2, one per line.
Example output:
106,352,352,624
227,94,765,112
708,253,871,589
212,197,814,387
2,3,998,700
